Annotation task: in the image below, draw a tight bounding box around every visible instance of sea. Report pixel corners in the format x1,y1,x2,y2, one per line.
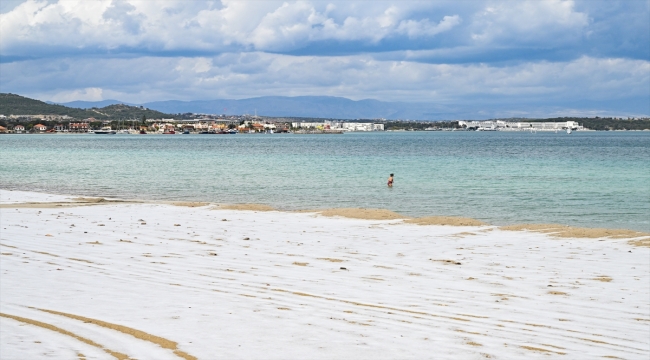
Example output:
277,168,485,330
1,131,649,232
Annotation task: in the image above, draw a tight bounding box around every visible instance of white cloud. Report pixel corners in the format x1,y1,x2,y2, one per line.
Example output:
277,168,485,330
49,87,104,102
0,0,463,54
3,53,646,109
396,15,461,38
470,0,589,45
0,0,646,117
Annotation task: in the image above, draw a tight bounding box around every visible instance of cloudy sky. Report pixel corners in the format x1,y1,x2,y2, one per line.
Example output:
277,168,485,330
1,0,648,117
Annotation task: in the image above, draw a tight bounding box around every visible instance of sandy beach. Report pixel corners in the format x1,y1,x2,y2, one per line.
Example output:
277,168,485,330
1,189,648,359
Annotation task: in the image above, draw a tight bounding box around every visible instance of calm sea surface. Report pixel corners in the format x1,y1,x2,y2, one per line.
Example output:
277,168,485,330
1,132,649,231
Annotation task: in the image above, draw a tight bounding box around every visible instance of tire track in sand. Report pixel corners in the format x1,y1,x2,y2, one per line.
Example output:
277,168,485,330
0,312,129,360
38,308,197,360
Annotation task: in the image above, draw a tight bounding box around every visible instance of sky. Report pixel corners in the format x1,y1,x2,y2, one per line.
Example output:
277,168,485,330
0,0,648,118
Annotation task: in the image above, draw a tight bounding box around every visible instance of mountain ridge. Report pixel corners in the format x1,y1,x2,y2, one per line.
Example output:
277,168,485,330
59,95,450,120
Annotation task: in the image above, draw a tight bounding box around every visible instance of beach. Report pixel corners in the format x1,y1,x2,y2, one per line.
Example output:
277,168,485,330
1,189,648,359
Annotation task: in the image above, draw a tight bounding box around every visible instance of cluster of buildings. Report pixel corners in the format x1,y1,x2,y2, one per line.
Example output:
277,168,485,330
1,123,58,133
1,120,93,133
457,120,584,131
290,121,384,131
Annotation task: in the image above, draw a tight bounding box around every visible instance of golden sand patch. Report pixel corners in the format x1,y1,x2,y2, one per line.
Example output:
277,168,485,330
1,253,12,255
520,345,565,355
292,262,308,266
455,329,482,335
312,208,406,220
459,314,489,319
38,308,196,360
548,291,568,296
500,224,650,241
431,259,462,265
35,251,59,257
68,258,94,264
0,312,129,360
318,258,344,262
218,204,275,211
450,232,477,238
171,202,210,208
526,323,551,328
373,265,393,269
362,277,384,281
72,197,106,203
466,341,482,347
405,216,487,226
628,237,650,247
594,276,613,282
1,198,133,209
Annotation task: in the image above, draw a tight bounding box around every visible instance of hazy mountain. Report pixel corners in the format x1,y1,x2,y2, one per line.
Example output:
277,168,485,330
142,96,463,120
35,95,647,120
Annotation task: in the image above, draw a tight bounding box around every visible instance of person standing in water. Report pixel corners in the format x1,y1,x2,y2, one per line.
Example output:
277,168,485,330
387,173,394,187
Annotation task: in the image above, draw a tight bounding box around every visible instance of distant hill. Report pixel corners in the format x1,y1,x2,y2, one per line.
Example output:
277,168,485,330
1,93,104,119
56,99,138,109
0,93,172,120
97,104,172,120
7,95,462,120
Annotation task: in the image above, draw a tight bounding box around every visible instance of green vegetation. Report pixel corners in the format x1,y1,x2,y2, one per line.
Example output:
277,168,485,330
97,104,169,121
0,93,173,121
0,93,101,119
383,121,459,131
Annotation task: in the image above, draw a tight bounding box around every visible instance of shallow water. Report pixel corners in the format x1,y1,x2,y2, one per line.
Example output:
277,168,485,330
1,131,649,231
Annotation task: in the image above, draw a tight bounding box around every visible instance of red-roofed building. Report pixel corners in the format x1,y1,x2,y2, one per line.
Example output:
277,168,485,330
69,123,89,133
14,125,25,133
33,124,47,133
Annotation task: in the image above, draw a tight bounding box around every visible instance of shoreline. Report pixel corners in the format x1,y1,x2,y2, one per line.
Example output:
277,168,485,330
2,189,648,244
1,188,649,358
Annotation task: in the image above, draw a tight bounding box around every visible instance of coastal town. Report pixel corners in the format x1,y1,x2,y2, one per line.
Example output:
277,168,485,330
0,114,386,134
4,115,650,134
1,93,649,133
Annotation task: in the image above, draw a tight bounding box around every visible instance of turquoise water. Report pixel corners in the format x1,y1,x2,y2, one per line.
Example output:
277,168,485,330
1,132,649,231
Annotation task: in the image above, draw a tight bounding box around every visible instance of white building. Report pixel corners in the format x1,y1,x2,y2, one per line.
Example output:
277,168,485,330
291,121,384,131
457,120,583,131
